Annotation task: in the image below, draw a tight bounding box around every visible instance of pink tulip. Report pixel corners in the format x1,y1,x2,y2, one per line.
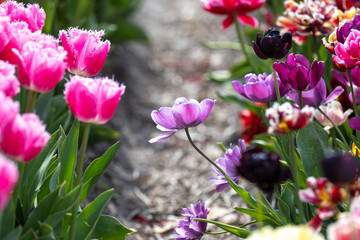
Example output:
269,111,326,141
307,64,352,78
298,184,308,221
200,0,265,29
64,76,125,124
315,101,352,131
0,21,32,64
333,29,360,70
59,28,111,77
0,92,19,141
0,113,50,162
12,41,66,93
0,153,18,212
0,0,46,32
0,60,19,97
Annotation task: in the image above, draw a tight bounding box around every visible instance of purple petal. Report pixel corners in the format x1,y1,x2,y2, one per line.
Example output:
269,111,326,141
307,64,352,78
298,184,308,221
232,81,245,96
309,60,325,88
243,82,273,102
286,79,327,107
173,101,202,127
322,86,344,105
151,108,177,130
351,67,360,87
149,131,176,143
273,61,290,87
252,41,268,59
348,117,360,131
199,99,215,122
288,66,309,91
332,70,349,86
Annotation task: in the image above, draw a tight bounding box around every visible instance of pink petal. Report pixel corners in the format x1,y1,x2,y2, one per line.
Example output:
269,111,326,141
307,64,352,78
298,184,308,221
237,14,258,28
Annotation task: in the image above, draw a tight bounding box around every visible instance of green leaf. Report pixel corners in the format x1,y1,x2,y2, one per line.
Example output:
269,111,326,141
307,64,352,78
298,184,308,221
87,125,120,145
22,184,62,233
37,222,56,240
296,123,330,177
234,208,281,226
3,227,22,240
92,215,133,240
79,142,119,203
65,189,114,240
19,229,37,240
194,218,250,238
105,20,148,42
217,92,264,116
35,90,54,122
59,120,80,193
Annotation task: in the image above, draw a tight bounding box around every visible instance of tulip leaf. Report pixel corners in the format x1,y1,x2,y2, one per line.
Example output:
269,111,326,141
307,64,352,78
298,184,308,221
35,90,54,122
91,215,134,240
19,229,37,240
79,142,119,203
64,189,114,240
3,227,22,240
217,92,264,116
194,218,251,238
37,162,60,206
234,208,281,226
105,20,148,42
59,119,79,193
296,123,330,178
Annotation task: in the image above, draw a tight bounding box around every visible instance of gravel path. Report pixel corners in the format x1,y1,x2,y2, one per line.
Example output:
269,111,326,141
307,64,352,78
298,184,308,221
88,0,256,239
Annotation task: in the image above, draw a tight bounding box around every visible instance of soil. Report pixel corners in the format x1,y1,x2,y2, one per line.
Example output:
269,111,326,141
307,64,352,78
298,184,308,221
87,0,256,239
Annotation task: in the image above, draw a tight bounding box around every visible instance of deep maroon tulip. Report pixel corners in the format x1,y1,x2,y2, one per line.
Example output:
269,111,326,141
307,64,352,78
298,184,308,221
273,53,325,91
238,146,291,191
321,152,358,184
252,28,292,60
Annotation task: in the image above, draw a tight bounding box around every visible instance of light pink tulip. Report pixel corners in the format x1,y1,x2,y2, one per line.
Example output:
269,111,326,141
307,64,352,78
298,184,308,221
0,0,46,32
59,28,111,77
0,153,18,212
0,60,19,97
64,76,125,124
0,113,50,162
12,41,66,93
315,101,353,131
0,92,19,141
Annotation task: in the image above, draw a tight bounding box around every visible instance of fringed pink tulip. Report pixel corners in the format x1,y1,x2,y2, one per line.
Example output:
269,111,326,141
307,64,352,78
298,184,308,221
12,41,66,93
333,29,360,70
0,0,46,32
64,76,125,124
0,113,50,162
0,92,19,141
0,153,18,212
0,60,19,97
59,28,111,77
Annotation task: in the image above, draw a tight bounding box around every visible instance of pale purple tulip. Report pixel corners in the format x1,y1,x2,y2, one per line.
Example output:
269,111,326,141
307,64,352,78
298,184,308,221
149,97,215,143
232,72,289,103
174,201,210,240
210,138,246,192
273,53,325,91
315,101,353,131
286,79,344,107
0,153,18,212
0,60,19,98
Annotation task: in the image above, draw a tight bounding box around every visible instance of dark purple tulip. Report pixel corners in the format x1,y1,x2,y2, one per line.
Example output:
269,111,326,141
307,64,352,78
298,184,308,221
232,72,289,103
286,79,344,107
252,28,292,60
238,146,291,191
333,67,360,88
273,53,325,91
336,15,360,44
348,116,360,132
321,152,358,184
174,201,210,240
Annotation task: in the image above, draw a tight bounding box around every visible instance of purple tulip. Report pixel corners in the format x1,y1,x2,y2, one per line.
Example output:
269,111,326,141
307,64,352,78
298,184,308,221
273,53,325,91
348,116,360,132
174,201,210,240
322,152,358,184
149,97,215,143
333,67,360,88
336,15,360,44
286,79,344,107
232,72,289,103
252,28,292,60
210,139,246,192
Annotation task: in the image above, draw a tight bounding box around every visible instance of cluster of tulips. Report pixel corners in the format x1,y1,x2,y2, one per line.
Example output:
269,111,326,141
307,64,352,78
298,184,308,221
0,1,130,239
148,0,360,239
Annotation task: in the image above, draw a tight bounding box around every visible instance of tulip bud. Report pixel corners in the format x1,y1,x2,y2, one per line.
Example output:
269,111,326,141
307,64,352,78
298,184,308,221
252,28,292,60
321,152,358,184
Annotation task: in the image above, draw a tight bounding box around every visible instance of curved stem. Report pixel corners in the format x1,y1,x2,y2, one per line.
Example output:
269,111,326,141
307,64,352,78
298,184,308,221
317,107,350,150
273,67,282,104
298,91,303,109
233,12,258,73
288,133,305,224
204,231,228,235
69,123,91,240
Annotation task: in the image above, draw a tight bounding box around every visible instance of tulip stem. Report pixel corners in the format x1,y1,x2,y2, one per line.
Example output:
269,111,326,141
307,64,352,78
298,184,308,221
312,28,320,60
69,122,91,240
233,12,258,73
25,90,38,113
287,133,305,224
317,107,350,150
273,68,282,104
349,70,359,117
298,91,303,108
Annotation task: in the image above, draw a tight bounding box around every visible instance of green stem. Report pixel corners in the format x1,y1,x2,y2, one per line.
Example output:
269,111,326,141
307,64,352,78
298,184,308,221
233,12,258,73
257,189,264,229
312,28,320,60
349,70,359,116
273,67,282,104
25,90,36,113
69,123,91,240
287,133,305,224
317,107,350,150
298,91,303,109
204,231,228,235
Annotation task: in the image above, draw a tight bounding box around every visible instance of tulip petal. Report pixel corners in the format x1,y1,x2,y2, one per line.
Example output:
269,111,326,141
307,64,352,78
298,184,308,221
149,131,176,143
288,66,309,91
151,107,177,130
199,99,215,122
252,41,267,59
332,70,349,86
232,80,245,96
351,67,360,87
237,14,258,28
222,14,234,30
322,86,344,105
309,60,325,88
348,117,360,132
173,102,202,128
244,82,272,102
